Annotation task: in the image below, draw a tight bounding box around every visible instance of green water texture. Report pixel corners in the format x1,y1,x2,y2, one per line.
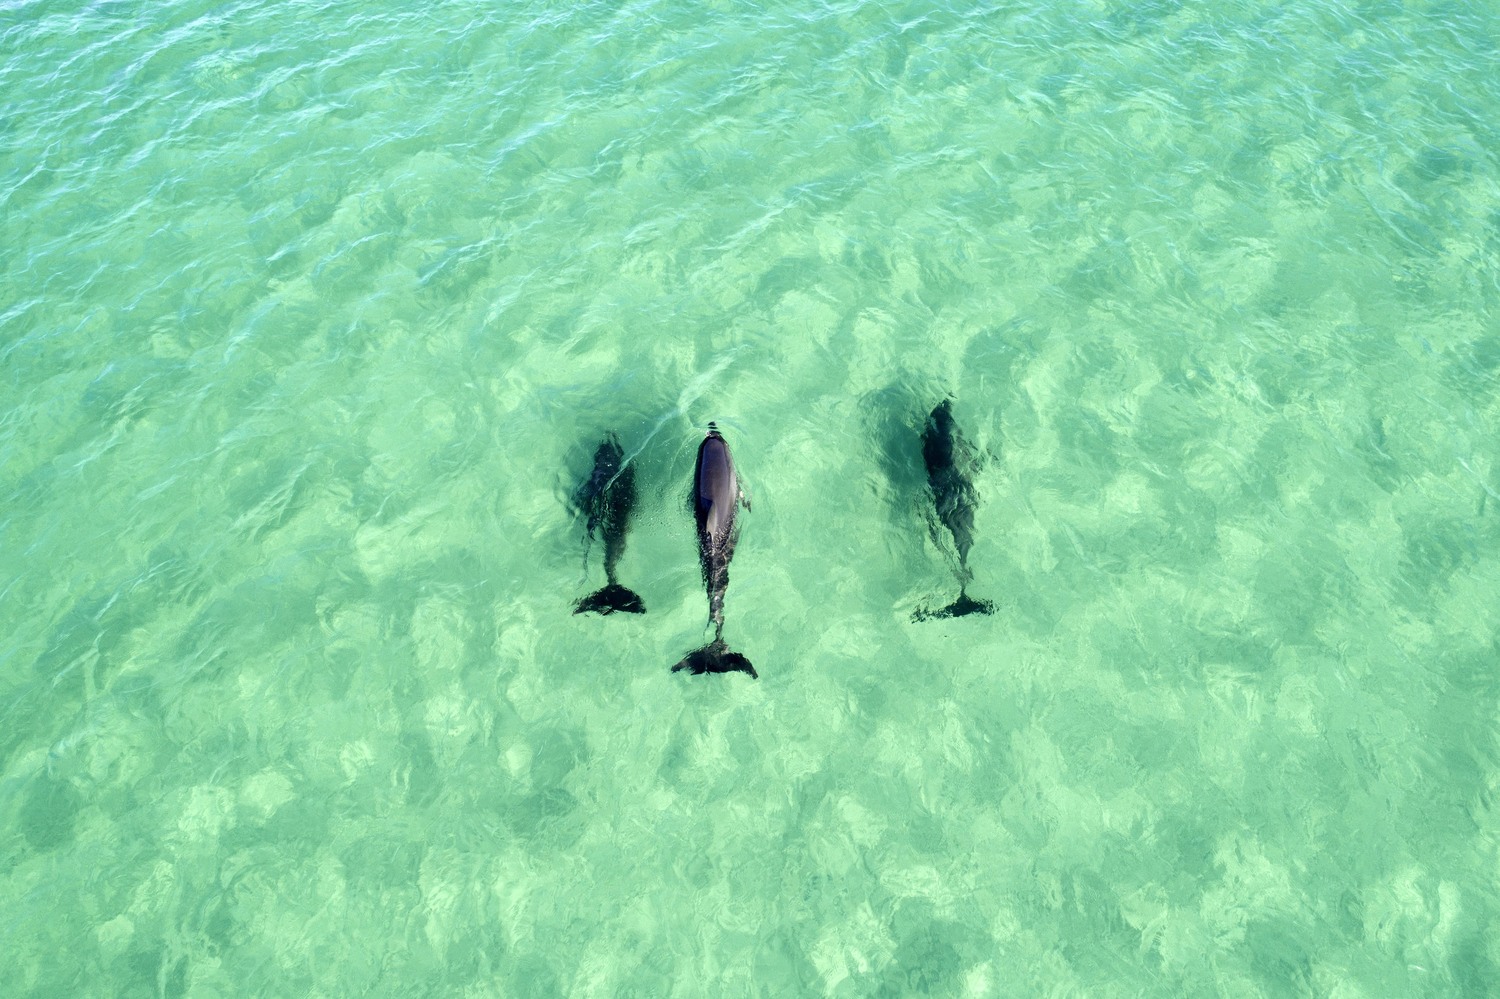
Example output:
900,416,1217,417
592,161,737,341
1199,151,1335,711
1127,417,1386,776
4,0,1500,995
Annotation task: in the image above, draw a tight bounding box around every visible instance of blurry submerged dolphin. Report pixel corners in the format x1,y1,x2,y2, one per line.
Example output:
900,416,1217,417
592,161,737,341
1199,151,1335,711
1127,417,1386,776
573,433,646,615
914,399,994,621
673,423,756,678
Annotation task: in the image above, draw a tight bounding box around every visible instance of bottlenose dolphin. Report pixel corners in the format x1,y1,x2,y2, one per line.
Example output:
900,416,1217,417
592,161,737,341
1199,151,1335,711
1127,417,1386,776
914,399,994,621
673,423,756,677
573,433,646,615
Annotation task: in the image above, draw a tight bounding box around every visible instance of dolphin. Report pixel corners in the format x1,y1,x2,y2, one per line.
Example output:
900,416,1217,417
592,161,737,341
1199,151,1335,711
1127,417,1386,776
673,423,756,677
572,433,646,615
914,399,994,621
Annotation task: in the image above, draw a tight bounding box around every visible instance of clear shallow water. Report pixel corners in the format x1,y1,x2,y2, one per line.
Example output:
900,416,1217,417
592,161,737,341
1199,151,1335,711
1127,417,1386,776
3,0,1499,994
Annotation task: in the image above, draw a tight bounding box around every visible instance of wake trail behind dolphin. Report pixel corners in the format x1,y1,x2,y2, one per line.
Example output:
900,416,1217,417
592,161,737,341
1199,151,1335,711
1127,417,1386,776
612,348,748,488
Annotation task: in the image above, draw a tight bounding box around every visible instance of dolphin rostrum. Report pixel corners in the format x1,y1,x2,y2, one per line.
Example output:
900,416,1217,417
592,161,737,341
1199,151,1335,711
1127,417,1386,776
914,399,994,621
573,433,646,615
673,423,756,677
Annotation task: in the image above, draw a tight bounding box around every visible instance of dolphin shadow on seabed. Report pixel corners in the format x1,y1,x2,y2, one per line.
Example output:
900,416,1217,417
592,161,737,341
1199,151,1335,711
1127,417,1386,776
913,399,995,622
572,432,646,615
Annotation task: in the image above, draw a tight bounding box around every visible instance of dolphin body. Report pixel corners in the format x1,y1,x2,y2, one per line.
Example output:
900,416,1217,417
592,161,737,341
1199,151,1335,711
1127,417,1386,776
673,423,756,678
914,399,994,621
573,433,646,615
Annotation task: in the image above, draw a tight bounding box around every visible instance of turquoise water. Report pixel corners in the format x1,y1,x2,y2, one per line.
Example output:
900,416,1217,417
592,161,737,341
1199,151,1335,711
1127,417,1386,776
4,0,1499,993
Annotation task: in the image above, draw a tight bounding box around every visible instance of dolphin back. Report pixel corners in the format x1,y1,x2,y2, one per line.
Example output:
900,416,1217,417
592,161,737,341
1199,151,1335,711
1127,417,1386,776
691,424,744,632
694,428,740,546
922,399,978,566
576,435,625,518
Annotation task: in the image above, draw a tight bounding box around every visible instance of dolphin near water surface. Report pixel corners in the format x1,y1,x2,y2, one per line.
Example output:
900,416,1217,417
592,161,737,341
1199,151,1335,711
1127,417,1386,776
673,423,756,678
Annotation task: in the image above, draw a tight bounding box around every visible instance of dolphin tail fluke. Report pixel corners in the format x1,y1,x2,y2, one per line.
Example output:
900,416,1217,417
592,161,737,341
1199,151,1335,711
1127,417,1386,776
672,638,757,679
913,589,994,622
574,583,646,615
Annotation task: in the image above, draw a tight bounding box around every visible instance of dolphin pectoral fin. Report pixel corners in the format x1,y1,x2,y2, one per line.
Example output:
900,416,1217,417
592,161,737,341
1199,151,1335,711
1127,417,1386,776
672,638,757,679
574,584,646,615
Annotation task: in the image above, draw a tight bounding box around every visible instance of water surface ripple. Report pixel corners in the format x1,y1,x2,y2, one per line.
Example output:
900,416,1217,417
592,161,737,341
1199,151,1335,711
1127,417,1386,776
3,0,1499,994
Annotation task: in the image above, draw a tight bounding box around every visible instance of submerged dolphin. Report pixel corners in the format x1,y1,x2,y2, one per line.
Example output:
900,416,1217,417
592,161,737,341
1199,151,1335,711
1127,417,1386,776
573,433,646,615
914,399,994,621
673,423,756,677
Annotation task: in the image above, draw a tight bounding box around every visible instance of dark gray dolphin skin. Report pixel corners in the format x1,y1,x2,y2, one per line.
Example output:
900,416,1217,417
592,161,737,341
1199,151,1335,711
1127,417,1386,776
915,399,994,621
673,423,756,678
573,433,646,615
